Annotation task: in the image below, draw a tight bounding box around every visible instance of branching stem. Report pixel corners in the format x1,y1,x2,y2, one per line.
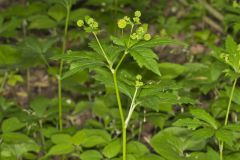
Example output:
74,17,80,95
125,87,139,128
219,78,238,160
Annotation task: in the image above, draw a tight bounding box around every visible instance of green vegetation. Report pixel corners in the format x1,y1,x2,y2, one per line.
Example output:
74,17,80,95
1,0,240,160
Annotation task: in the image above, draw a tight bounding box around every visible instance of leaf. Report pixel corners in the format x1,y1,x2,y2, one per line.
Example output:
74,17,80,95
150,128,188,160
216,128,236,146
2,117,25,133
190,108,218,129
80,150,103,160
225,35,238,55
48,4,65,22
173,118,206,130
191,128,215,140
71,129,111,147
158,62,186,79
55,51,105,79
102,139,121,158
89,40,123,63
46,144,74,156
28,15,56,29
139,154,165,160
130,48,161,76
127,141,149,157
51,134,72,144
0,45,20,66
131,37,187,49
111,36,125,46
223,124,240,132
30,96,51,117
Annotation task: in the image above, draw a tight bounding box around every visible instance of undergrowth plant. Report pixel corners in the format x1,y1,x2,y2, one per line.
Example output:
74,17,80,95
57,0,72,131
55,11,187,159
214,36,240,160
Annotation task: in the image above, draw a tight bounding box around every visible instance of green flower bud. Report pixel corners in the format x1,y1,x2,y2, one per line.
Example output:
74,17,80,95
118,19,127,29
136,80,144,87
130,33,137,40
136,27,144,34
133,17,140,24
134,10,141,17
87,18,94,25
136,74,142,80
144,34,151,41
77,19,84,27
124,16,130,22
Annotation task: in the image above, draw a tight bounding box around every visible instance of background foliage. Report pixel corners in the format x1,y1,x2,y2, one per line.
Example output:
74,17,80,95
1,0,240,160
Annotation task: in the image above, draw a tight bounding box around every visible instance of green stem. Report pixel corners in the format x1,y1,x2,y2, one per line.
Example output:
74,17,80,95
113,72,126,160
39,120,45,151
58,3,71,131
0,72,8,93
127,24,134,47
92,32,112,68
219,78,237,160
115,51,128,71
125,87,139,128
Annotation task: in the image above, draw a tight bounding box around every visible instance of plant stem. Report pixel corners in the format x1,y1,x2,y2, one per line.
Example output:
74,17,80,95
58,3,71,131
0,72,8,93
125,87,139,128
115,51,128,71
92,32,112,67
219,78,237,160
113,72,126,160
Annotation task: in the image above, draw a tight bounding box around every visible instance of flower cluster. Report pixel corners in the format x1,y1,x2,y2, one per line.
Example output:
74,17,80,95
117,10,142,29
130,26,151,41
77,16,99,33
135,74,144,87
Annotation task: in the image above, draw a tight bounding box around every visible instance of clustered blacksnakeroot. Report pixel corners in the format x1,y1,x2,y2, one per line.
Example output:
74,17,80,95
135,74,144,87
77,16,99,33
77,10,151,42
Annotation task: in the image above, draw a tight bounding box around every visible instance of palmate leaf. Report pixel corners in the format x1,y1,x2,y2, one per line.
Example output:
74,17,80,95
173,118,207,130
150,127,190,160
216,128,236,146
94,68,134,98
89,40,124,63
130,48,161,76
52,51,106,79
190,108,219,129
131,36,187,49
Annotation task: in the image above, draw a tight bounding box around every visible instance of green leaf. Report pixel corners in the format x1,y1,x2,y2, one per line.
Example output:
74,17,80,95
48,4,65,22
54,51,105,79
71,129,111,147
2,117,25,133
150,128,187,160
0,45,20,66
80,150,103,160
46,144,74,156
216,128,236,146
130,48,161,76
225,35,238,56
139,154,165,160
89,40,123,63
102,139,121,158
131,37,187,49
30,96,50,117
111,36,125,46
51,134,72,144
158,62,186,79
190,108,218,129
173,118,206,130
28,15,56,29
191,128,215,140
127,141,149,157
